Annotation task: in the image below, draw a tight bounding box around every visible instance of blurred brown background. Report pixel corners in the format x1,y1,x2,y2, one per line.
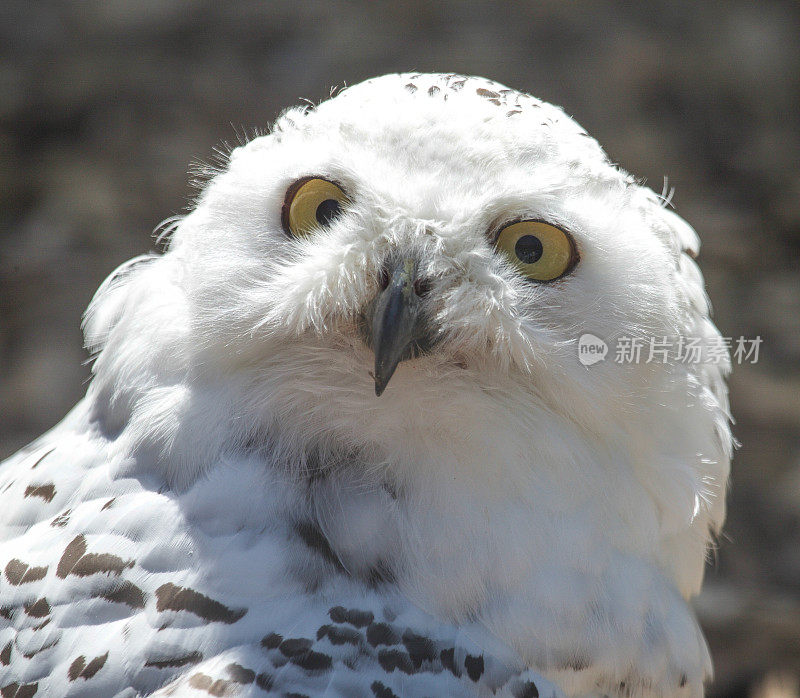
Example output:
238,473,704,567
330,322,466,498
1,2,798,696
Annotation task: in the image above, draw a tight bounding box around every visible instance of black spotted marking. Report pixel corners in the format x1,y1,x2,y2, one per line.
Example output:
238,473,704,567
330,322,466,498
30,449,55,469
56,534,134,578
50,509,70,527
155,583,246,624
317,624,361,646
328,606,374,627
285,694,310,698
188,673,236,696
23,484,55,503
450,80,466,90
255,673,273,690
1,683,38,698
279,638,313,657
56,535,87,577
74,552,133,577
0,642,11,665
488,98,501,105
68,652,108,681
476,88,500,98
144,651,203,669
290,649,332,672
0,607,12,620
440,647,457,676
96,580,146,609
225,663,255,684
5,559,48,585
428,86,440,96
261,632,282,649
101,498,116,510
401,630,436,668
24,598,50,618
371,681,399,698
464,654,484,682
377,649,414,675
295,522,344,570
187,674,212,693
367,622,400,647
680,674,688,688
507,110,522,116
82,652,109,680
515,681,540,698
404,83,418,93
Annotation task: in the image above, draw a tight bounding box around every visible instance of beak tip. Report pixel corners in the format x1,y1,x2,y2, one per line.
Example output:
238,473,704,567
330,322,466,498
373,367,388,397
370,256,425,399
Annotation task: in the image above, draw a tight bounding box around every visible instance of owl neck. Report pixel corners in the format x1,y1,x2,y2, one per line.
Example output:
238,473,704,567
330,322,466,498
85,318,708,609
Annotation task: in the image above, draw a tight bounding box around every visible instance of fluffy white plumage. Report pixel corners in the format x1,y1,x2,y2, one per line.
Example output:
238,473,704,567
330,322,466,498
0,73,731,698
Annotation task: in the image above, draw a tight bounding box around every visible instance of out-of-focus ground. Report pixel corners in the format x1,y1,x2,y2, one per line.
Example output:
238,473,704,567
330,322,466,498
1,2,798,695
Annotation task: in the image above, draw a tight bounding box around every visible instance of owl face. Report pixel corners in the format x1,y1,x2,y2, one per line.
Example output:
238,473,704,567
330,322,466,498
176,74,692,440
83,73,728,605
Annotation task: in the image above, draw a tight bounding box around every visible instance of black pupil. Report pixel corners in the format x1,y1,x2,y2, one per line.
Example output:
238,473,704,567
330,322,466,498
515,234,543,264
316,199,341,226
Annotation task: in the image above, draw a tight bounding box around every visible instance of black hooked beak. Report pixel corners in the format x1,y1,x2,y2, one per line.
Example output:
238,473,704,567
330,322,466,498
369,257,432,396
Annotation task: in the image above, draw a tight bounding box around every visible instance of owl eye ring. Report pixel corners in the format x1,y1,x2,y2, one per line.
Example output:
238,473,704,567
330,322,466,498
282,176,350,238
493,219,579,282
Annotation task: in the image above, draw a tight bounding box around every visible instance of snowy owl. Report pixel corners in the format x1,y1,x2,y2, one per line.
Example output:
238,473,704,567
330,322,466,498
0,73,731,698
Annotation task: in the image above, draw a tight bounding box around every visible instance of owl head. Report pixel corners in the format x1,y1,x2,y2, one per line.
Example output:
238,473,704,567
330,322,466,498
84,73,730,601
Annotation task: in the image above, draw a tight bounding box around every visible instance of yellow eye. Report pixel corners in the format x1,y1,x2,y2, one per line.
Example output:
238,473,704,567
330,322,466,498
281,177,349,237
494,220,578,281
